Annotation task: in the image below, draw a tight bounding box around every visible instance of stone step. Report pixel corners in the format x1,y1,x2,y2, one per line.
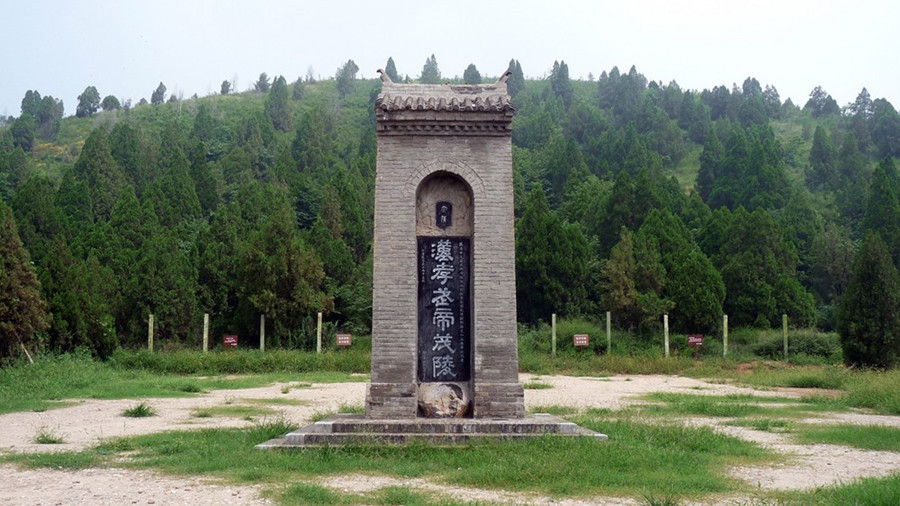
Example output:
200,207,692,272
256,413,607,449
301,413,582,433
285,431,599,446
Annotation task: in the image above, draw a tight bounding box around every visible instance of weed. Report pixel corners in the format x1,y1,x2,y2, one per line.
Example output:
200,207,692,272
175,383,203,393
33,426,66,444
728,418,793,432
122,402,156,418
523,381,553,389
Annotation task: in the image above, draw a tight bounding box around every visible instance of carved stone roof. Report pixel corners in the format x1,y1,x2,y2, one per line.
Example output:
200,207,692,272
376,83,514,113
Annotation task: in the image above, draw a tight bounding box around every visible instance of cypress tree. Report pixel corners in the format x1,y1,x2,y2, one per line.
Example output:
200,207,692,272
838,233,900,367
0,200,48,359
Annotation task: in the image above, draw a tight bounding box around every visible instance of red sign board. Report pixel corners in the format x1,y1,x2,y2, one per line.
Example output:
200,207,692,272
223,335,238,348
574,334,589,347
687,334,704,347
336,334,352,346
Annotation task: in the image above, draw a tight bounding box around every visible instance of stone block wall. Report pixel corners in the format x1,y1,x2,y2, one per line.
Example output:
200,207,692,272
366,83,524,419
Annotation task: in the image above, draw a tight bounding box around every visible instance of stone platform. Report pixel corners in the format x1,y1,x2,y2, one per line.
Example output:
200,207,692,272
256,413,607,449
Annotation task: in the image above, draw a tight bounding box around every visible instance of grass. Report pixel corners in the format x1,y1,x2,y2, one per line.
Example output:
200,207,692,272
32,426,66,444
122,402,157,418
792,424,900,452
635,392,848,420
192,405,274,419
773,473,900,505
727,418,794,433
5,412,773,501
523,381,552,389
0,350,368,415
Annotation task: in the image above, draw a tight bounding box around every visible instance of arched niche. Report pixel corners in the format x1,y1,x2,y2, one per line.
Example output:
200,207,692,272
414,171,474,417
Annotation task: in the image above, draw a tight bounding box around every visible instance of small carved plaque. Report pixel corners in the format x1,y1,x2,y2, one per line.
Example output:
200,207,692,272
436,201,452,229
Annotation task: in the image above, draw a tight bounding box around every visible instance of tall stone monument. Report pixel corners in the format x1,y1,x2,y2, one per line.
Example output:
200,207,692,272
366,75,524,419
258,73,605,447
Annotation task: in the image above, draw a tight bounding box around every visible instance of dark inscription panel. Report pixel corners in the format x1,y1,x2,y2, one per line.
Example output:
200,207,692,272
418,237,471,382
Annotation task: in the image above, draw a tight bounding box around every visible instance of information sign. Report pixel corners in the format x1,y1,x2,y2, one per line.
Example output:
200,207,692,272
223,335,238,348
336,334,352,346
574,334,589,347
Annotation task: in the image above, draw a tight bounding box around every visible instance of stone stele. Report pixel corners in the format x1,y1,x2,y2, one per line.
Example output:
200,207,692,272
258,75,607,448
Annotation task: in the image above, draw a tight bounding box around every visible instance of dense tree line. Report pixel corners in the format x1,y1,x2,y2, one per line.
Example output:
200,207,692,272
1,56,899,367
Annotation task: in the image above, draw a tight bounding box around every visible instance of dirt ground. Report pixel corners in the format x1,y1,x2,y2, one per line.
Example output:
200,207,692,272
1,374,898,505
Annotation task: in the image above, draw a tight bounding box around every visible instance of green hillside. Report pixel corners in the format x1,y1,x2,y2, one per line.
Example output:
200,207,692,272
2,60,899,367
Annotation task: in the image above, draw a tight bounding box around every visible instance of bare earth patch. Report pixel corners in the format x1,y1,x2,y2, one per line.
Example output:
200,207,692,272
1,374,898,504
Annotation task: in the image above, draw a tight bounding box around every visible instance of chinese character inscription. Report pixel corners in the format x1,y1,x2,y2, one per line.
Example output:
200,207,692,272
418,237,470,382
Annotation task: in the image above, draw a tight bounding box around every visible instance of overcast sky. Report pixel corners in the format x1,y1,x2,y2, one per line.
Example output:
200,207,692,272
2,0,898,118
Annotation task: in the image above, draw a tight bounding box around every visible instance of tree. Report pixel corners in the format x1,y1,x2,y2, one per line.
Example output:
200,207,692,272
871,98,900,158
76,86,101,117
20,90,43,119
463,63,482,84
847,87,873,149
837,233,900,367
220,80,231,95
254,72,270,93
549,60,573,108
335,60,359,97
515,184,590,323
19,91,63,140
636,209,724,333
384,57,400,83
696,127,723,202
861,158,900,260
507,59,525,97
0,147,30,197
265,75,291,131
762,85,782,119
419,54,441,84
134,228,200,344
806,125,837,191
101,95,120,111
803,86,839,118
292,78,305,100
150,82,167,105
0,200,48,359
73,128,128,220
703,207,816,327
239,201,332,347
601,228,672,332
10,116,36,152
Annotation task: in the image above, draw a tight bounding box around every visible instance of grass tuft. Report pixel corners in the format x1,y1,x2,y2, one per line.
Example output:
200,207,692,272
122,402,156,418
33,426,66,444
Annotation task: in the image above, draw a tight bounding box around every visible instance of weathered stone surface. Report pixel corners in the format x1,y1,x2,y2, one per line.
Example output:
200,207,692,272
367,81,524,420
256,414,607,449
418,383,470,418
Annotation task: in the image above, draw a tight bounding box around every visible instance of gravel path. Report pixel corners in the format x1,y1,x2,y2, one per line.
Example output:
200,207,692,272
1,374,897,504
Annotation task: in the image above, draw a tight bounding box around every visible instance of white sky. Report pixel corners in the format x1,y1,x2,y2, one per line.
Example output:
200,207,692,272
2,0,898,117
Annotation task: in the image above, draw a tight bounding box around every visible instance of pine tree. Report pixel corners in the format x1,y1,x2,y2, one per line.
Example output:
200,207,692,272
151,82,167,105
463,64,482,85
838,233,900,367
806,125,837,191
335,60,359,98
420,54,441,84
384,57,400,83
73,128,128,220
506,59,525,98
0,200,48,359
861,160,900,260
515,184,590,323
